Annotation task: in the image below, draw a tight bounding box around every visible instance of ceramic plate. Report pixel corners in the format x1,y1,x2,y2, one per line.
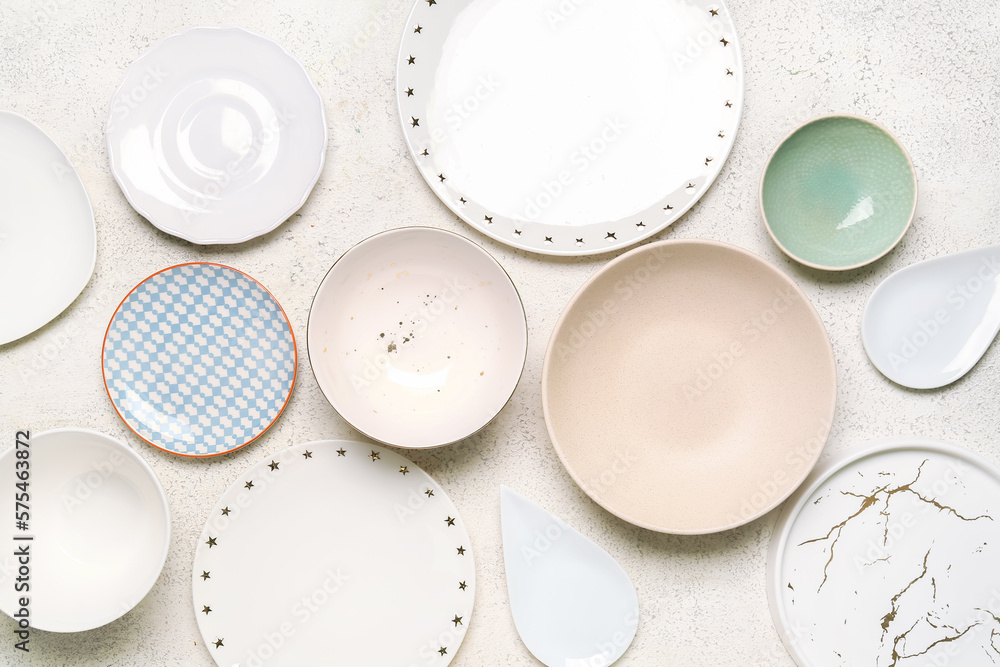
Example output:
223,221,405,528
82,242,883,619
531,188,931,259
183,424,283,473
102,263,296,457
768,439,1000,666
760,115,917,271
501,487,638,666
0,111,96,345
107,26,327,244
397,0,744,256
192,440,476,666
308,227,527,449
542,239,837,534
0,429,169,632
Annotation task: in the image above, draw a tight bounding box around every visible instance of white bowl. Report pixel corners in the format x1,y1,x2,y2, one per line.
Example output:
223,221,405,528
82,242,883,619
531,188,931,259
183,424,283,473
0,429,170,632
308,227,527,448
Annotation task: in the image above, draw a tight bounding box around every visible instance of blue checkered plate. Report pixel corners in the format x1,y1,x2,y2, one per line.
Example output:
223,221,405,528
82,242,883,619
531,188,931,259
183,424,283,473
102,263,297,457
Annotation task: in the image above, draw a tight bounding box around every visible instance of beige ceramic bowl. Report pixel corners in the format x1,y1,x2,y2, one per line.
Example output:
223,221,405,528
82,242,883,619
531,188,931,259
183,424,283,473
542,239,837,534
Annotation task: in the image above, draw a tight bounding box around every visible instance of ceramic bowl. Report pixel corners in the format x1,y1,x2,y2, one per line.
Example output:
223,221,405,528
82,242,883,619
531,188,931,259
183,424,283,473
307,227,528,449
760,115,917,271
0,429,170,632
542,239,837,534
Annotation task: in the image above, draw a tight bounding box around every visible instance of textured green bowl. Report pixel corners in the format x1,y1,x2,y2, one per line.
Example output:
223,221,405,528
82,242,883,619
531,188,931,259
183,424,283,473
760,115,917,271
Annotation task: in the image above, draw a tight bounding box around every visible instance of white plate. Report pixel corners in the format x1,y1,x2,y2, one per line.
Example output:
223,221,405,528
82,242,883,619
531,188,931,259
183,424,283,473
0,111,96,345
307,227,528,449
768,438,1000,666
192,440,476,666
102,263,297,457
0,429,170,632
501,487,638,666
107,26,327,244
396,0,744,255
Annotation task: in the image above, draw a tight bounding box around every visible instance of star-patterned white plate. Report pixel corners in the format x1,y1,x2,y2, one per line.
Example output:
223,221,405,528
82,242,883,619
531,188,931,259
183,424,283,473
396,0,744,256
102,263,297,457
192,440,476,666
768,438,1000,666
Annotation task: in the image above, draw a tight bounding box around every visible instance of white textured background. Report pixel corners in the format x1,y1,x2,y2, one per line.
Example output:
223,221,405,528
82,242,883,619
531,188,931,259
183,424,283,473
1,0,999,665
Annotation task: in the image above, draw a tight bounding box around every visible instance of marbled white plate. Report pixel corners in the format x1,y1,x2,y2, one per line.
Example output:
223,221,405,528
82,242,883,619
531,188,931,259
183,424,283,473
192,440,476,666
396,0,743,255
768,438,1000,666
102,263,296,457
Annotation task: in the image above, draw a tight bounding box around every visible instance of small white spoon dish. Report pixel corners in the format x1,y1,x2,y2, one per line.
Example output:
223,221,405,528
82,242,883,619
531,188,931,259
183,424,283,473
862,244,1000,389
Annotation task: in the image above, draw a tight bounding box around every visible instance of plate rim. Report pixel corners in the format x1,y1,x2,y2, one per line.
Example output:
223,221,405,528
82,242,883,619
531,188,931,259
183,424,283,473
394,0,745,257
541,238,838,534
105,25,328,245
765,437,1000,666
0,427,170,633
306,225,528,449
0,110,97,346
191,438,477,666
101,261,298,458
758,113,919,272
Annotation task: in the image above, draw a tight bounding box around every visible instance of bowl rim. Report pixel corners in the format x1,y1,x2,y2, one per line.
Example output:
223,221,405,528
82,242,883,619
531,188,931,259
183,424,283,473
0,427,171,632
758,113,919,272
541,238,838,534
306,225,529,449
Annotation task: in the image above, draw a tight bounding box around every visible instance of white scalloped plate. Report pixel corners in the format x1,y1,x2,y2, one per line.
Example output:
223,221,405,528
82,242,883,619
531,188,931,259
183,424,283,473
193,440,476,666
396,0,743,255
107,26,327,244
768,438,1000,666
0,111,96,345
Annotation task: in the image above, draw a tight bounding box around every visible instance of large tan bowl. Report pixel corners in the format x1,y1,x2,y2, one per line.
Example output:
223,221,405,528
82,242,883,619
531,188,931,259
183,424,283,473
542,239,837,534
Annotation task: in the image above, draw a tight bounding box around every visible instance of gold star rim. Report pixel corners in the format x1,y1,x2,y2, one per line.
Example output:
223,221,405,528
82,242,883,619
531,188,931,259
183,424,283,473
201,571,211,580
303,450,313,459
456,546,466,556
370,451,381,462
337,448,346,456
268,461,279,471
206,537,217,548
221,507,230,516
245,481,254,490
459,581,467,590
445,516,456,527
203,606,212,615
399,466,409,475
214,639,224,648
438,647,447,656
452,615,463,627
425,489,435,497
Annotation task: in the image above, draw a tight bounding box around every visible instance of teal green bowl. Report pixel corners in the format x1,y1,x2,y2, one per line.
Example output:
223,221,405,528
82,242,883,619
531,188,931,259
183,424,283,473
760,115,917,271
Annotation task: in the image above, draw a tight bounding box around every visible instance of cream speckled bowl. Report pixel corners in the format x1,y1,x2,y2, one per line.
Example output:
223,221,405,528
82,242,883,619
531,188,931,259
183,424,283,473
542,239,837,534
